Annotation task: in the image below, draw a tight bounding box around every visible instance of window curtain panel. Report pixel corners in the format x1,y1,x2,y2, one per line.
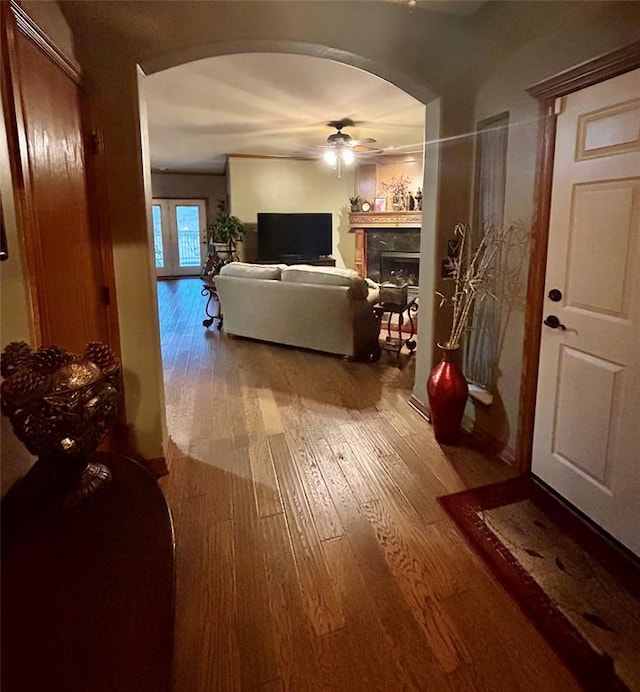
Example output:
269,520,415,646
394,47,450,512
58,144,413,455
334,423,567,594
464,114,509,388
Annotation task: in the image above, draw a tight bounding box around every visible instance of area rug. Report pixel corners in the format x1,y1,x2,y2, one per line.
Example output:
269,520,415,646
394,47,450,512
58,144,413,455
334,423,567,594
438,477,640,692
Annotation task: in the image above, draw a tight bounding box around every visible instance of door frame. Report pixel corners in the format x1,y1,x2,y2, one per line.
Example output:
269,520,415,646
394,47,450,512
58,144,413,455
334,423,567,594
515,40,640,474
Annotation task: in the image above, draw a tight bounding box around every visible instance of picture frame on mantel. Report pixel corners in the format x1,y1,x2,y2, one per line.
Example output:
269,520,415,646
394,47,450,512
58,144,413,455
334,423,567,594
374,196,387,212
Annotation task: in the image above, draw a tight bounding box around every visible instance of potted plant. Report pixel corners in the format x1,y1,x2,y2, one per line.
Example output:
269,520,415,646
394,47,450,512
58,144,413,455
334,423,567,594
204,201,245,271
349,195,361,212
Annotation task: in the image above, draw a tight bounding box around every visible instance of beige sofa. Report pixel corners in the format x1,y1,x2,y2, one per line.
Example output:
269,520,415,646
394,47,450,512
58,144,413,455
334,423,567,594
214,262,380,359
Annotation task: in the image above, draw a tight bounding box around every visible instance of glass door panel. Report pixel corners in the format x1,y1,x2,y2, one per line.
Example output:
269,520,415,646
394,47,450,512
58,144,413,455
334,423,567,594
152,203,171,277
176,205,203,269
152,199,206,277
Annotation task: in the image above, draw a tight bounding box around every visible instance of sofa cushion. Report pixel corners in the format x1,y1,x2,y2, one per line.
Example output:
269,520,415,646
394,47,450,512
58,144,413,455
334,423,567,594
219,262,285,280
281,265,369,300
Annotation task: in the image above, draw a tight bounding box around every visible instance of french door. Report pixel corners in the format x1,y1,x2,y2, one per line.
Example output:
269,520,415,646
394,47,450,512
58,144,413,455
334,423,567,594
152,199,206,277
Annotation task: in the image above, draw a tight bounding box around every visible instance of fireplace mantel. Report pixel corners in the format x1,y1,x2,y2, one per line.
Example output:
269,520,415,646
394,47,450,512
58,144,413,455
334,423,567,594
350,212,422,277
349,211,422,229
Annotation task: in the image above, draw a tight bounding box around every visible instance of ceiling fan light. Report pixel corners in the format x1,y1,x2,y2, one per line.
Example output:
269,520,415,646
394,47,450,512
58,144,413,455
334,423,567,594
341,149,355,165
323,150,337,166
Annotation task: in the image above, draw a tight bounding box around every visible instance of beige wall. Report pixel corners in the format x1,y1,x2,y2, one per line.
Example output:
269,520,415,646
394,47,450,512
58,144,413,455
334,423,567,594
151,172,227,226
228,157,356,268
413,99,441,409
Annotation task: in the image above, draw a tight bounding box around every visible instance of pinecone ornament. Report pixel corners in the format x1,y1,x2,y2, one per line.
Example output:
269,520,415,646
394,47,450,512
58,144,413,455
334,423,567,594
30,346,73,375
1,368,47,402
84,342,119,375
0,341,33,379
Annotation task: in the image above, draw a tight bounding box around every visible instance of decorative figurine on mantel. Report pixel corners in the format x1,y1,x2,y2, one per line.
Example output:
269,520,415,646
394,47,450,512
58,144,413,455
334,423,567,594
0,341,122,509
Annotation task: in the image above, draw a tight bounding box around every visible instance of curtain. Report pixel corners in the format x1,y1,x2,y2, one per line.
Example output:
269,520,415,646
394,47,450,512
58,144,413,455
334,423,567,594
464,113,509,388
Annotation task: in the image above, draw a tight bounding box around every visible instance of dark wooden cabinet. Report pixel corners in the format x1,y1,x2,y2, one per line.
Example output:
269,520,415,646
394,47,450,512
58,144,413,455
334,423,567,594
1,453,175,692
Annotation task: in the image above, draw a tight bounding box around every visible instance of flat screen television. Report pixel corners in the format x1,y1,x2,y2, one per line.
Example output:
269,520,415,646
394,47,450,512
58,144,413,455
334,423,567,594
257,212,332,261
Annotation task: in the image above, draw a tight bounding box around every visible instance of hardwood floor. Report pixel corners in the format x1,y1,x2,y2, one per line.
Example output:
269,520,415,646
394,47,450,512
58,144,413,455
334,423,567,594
157,278,580,692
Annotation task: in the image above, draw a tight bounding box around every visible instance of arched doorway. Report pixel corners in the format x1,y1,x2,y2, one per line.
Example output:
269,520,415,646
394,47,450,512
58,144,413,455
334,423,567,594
137,43,441,462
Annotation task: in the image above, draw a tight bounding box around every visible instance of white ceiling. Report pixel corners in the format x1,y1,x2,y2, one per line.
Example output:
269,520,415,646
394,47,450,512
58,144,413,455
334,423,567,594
144,52,427,175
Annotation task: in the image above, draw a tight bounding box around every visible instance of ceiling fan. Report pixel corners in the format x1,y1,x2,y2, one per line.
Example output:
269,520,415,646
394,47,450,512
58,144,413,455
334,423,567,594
318,118,381,175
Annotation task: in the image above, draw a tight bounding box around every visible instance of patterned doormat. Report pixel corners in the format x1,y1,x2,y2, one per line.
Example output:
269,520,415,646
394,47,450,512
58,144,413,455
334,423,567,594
438,477,640,692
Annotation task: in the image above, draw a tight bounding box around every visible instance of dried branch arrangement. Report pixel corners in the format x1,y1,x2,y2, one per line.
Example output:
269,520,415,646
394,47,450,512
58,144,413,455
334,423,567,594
381,176,412,200
437,221,529,349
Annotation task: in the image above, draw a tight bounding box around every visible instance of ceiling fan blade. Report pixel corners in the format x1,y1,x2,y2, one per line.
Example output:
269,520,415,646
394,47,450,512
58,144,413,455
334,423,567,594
348,137,377,147
326,117,361,130
352,145,383,154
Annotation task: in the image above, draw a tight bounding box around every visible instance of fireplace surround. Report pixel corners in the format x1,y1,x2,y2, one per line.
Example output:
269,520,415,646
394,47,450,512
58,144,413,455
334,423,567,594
350,211,421,285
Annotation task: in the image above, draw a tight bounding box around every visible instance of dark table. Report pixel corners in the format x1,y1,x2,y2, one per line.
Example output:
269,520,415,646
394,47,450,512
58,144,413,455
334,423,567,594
374,297,418,364
1,452,175,692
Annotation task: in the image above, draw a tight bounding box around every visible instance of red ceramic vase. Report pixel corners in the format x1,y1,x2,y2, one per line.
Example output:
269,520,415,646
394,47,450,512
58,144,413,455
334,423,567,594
427,343,468,444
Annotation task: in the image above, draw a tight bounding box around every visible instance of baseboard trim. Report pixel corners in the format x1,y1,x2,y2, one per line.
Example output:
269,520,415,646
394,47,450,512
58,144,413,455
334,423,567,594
408,394,431,422
163,437,179,474
144,456,169,478
462,414,516,466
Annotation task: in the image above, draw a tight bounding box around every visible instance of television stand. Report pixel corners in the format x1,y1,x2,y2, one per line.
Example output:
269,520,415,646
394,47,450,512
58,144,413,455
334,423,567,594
260,256,336,267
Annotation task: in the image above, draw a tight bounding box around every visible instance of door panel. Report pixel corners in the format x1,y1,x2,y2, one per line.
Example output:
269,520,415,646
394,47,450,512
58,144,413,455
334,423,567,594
577,99,640,159
567,181,638,317
174,204,203,272
553,346,622,487
532,69,640,556
152,202,170,277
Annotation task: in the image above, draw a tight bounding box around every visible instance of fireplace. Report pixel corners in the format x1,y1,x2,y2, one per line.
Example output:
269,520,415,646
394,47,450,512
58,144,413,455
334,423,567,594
349,210,422,284
380,251,420,286
364,228,421,284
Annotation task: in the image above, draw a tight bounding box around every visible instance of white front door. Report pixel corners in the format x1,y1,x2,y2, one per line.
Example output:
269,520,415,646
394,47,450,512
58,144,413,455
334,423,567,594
532,69,640,556
152,199,207,277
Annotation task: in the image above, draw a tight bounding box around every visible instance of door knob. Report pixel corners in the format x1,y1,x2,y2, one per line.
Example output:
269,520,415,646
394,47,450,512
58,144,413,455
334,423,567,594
544,315,566,330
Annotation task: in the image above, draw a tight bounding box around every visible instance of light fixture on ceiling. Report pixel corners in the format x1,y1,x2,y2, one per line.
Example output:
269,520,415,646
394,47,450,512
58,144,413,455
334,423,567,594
323,149,337,166
323,144,355,177
321,119,377,177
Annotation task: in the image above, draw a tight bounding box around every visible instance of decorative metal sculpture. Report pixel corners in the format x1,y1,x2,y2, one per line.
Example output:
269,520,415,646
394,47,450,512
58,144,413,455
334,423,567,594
1,341,121,508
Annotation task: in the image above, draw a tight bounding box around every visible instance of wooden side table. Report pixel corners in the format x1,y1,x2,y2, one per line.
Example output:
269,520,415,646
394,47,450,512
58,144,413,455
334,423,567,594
1,452,175,692
374,297,418,364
